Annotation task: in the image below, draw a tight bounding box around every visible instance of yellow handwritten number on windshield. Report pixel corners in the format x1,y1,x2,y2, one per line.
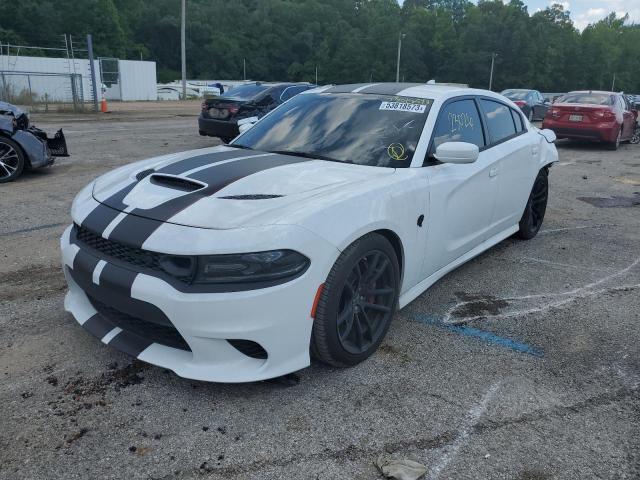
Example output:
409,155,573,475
387,143,408,161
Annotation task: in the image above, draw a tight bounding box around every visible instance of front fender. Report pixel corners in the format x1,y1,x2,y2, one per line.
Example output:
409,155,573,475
295,170,429,294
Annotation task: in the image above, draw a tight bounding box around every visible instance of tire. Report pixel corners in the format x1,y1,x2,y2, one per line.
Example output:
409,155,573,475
0,136,25,183
608,128,621,150
630,126,640,145
311,233,400,367
516,169,548,240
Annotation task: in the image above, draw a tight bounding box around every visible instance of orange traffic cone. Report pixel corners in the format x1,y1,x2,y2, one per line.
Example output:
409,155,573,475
100,97,108,113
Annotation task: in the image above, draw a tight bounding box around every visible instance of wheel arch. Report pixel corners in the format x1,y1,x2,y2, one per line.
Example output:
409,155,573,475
371,228,405,286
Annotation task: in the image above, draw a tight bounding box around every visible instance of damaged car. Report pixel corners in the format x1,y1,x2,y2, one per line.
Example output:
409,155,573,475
62,83,558,382
0,101,69,183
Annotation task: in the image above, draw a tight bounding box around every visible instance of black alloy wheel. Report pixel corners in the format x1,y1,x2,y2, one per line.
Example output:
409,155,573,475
516,169,548,240
336,250,396,355
0,137,25,183
311,233,400,367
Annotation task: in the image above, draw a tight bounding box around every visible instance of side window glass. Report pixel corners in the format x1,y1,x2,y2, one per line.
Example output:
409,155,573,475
480,99,517,144
431,99,485,152
511,108,524,132
280,87,295,102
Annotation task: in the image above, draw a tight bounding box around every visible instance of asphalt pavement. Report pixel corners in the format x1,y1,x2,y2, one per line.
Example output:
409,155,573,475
1,109,638,480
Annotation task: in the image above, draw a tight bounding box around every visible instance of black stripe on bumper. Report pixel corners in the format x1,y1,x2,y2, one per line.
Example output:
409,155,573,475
108,330,154,358
82,313,115,339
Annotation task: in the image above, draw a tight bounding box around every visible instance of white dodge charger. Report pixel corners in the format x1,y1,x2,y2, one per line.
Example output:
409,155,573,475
61,83,558,382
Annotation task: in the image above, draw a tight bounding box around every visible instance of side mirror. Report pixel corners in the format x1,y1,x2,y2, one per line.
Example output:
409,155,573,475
540,128,556,143
238,116,259,134
434,142,479,164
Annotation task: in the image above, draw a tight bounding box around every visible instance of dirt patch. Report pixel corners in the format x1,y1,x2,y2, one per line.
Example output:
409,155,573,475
451,292,509,318
0,264,66,302
578,193,640,208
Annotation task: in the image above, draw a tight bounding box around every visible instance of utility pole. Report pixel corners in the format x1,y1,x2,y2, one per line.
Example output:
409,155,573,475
315,66,318,85
181,0,186,100
489,52,497,91
396,32,406,83
611,73,616,91
87,34,99,112
243,58,246,80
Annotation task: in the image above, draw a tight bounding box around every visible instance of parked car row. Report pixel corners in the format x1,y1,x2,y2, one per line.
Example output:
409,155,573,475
541,91,638,149
502,88,639,149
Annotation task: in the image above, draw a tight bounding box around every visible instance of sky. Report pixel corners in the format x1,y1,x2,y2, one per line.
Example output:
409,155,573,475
398,1,640,30
523,0,640,29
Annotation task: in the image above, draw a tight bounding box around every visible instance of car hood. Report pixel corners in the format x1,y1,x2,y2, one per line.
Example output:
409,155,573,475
91,146,394,230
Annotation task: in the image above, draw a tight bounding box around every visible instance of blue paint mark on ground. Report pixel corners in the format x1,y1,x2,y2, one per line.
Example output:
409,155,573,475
414,314,544,357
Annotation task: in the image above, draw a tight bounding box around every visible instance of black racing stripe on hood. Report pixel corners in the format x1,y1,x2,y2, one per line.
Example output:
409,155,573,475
155,149,250,175
322,84,371,93
81,182,136,234
106,154,309,248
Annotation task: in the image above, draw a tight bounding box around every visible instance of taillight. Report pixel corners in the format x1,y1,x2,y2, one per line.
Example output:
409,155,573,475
594,109,615,121
550,108,560,118
513,100,526,107
228,106,239,115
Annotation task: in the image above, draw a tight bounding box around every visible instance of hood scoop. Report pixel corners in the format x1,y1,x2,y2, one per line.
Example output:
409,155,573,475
149,174,205,192
218,194,284,200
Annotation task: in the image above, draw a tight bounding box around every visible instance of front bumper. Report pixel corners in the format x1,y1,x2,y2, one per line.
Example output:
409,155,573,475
60,221,340,383
198,116,239,139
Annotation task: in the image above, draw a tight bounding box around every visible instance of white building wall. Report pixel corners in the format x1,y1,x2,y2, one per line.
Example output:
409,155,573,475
0,55,158,102
0,55,99,102
118,60,157,101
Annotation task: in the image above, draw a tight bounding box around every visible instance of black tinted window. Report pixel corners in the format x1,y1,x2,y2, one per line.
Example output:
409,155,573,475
480,99,516,144
233,93,433,168
431,99,485,150
222,84,268,100
281,86,309,102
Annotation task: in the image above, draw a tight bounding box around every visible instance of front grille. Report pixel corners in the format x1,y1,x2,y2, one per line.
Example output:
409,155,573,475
74,225,193,283
89,296,191,351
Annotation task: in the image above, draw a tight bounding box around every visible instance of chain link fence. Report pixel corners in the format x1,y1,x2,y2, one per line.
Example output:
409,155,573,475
0,71,86,112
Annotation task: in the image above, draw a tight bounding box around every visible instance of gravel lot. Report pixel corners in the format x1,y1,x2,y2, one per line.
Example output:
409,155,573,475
1,103,639,480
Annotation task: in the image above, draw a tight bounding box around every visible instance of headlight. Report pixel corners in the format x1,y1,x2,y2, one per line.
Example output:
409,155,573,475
193,250,309,284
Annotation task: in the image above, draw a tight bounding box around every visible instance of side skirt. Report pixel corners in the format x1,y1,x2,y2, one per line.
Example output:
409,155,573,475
398,225,519,309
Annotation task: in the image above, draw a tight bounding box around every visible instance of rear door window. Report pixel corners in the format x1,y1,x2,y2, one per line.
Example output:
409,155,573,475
511,108,524,132
480,99,517,145
430,99,485,152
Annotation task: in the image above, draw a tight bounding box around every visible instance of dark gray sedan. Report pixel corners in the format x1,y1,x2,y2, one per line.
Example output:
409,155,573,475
501,89,550,121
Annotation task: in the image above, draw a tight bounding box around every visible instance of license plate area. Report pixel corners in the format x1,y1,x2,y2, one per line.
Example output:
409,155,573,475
569,114,582,122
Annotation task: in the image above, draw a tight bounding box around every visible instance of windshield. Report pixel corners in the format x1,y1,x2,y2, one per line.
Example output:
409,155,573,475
222,84,268,100
557,92,614,105
232,92,433,168
502,90,529,100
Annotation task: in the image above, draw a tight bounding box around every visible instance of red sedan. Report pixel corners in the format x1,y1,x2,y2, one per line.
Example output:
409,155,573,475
542,90,637,150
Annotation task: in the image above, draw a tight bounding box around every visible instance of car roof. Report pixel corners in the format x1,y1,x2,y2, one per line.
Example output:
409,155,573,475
306,82,504,102
567,90,617,95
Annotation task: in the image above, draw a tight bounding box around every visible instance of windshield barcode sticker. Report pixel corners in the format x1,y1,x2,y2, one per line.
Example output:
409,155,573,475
379,102,427,113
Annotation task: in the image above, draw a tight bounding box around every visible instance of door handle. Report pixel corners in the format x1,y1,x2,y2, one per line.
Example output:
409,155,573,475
489,168,498,177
